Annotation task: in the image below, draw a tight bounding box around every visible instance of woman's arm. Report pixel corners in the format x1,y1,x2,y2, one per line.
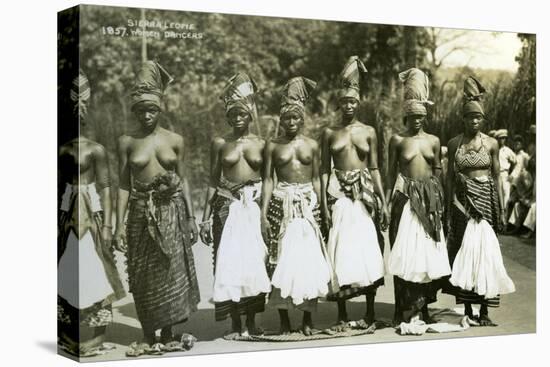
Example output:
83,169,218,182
199,137,224,245
175,135,198,245
432,136,442,178
311,139,322,200
94,144,113,243
367,129,388,229
386,135,399,203
320,128,332,228
260,140,275,242
114,136,131,252
490,138,506,225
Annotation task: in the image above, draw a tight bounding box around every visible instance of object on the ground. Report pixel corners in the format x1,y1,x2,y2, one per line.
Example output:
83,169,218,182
59,341,117,358
224,320,388,342
397,310,480,335
126,334,197,358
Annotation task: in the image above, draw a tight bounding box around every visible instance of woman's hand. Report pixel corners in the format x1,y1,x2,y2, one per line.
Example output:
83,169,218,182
380,204,390,231
261,215,272,244
322,208,332,233
101,225,113,245
199,222,213,245
500,210,508,227
187,218,199,245
113,226,127,253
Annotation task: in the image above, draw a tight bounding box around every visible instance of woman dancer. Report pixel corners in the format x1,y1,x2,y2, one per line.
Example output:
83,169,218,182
114,61,200,345
199,73,271,338
320,56,388,329
58,70,125,356
387,68,451,326
261,77,332,335
445,76,515,326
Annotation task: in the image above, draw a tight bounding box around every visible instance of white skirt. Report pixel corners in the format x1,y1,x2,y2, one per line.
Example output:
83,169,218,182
387,202,451,283
213,196,272,302
271,217,331,306
327,197,385,288
450,219,515,298
58,230,114,309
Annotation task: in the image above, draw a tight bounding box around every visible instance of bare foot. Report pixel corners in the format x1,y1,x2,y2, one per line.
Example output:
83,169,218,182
392,312,404,327
478,314,498,327
302,324,313,336
245,326,264,336
331,320,348,332
223,331,241,340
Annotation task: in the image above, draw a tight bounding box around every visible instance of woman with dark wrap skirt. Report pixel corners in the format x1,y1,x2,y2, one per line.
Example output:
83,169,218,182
199,73,270,338
113,61,200,345
386,68,451,326
445,76,515,326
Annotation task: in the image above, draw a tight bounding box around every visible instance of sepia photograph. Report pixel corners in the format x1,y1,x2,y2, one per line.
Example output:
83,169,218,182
57,3,536,362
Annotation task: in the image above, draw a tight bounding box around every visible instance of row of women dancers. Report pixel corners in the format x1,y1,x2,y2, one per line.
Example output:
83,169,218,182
58,57,515,356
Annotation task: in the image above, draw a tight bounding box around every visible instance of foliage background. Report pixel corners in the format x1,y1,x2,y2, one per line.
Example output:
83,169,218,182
60,5,536,209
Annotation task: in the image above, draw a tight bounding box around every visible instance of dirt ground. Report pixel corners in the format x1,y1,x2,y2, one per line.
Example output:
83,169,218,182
63,233,536,362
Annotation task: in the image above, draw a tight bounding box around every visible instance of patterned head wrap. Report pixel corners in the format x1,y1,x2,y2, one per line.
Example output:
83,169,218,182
280,77,317,118
70,69,91,118
131,61,174,110
220,72,258,119
338,56,367,101
463,76,486,116
399,68,433,116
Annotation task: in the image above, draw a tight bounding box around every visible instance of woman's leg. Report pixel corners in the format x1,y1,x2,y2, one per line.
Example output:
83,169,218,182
337,299,348,323
160,325,173,344
302,311,314,336
464,302,474,318
479,304,497,326
364,293,376,326
230,304,242,335
245,309,263,335
142,327,157,345
278,309,292,334
392,277,404,326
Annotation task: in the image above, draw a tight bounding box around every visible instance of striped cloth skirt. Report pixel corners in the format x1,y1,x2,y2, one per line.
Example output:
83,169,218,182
445,174,503,307
126,173,200,332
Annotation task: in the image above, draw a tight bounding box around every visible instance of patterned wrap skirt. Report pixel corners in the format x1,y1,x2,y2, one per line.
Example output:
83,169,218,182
58,183,125,332
266,182,332,312
126,172,200,332
444,174,513,307
211,177,269,321
388,174,451,311
325,168,385,301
